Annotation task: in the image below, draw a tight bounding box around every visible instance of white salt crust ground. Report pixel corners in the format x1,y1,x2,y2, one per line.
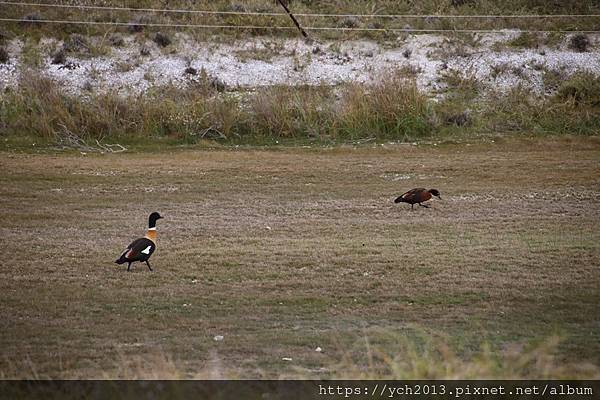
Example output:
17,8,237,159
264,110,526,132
0,32,598,95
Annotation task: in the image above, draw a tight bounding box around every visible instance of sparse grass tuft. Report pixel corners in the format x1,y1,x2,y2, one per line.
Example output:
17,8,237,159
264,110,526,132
507,32,541,48
542,68,565,93
440,70,481,101
234,42,284,63
19,39,43,68
328,333,599,380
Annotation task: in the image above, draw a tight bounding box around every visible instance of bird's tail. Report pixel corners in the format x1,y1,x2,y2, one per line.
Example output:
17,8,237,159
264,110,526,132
394,196,404,203
115,248,130,264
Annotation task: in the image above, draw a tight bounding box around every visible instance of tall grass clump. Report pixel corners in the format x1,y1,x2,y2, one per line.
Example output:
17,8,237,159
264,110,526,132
247,77,432,141
541,73,600,134
0,73,167,139
338,75,431,140
248,85,336,139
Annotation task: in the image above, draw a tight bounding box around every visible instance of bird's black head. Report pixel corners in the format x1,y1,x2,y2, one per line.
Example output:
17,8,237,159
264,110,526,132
429,189,441,198
148,212,163,228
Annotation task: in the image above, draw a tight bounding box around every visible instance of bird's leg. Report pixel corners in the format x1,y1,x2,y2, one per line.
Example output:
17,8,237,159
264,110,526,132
419,203,430,208
411,204,414,210
145,260,153,272
127,262,132,272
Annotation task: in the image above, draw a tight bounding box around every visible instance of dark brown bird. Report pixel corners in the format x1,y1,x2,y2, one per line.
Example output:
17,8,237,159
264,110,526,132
394,188,441,209
115,212,162,271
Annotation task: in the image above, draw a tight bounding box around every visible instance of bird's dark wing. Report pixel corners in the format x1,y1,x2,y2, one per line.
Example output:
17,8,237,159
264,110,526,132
401,188,426,199
117,237,155,262
398,188,426,202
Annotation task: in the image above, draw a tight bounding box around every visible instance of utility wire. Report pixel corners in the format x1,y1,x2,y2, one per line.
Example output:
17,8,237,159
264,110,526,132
0,1,286,16
2,18,599,34
1,1,599,18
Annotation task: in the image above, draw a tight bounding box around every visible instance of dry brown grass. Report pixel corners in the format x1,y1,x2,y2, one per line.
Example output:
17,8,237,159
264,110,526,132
3,71,599,143
1,137,599,378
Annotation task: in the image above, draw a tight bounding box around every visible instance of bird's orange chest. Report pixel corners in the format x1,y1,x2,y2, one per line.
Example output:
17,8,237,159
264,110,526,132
144,229,157,242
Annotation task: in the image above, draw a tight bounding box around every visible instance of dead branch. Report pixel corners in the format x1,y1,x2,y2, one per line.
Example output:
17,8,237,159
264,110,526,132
55,124,127,153
196,126,227,140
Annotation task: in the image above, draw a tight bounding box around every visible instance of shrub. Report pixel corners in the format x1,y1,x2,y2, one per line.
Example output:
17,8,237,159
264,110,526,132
51,49,66,65
62,34,89,53
109,34,125,48
128,15,152,33
153,32,171,48
0,47,8,64
569,34,590,52
339,17,360,29
450,0,475,6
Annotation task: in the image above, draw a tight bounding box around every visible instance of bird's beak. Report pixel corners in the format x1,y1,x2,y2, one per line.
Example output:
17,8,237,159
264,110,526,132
436,195,442,199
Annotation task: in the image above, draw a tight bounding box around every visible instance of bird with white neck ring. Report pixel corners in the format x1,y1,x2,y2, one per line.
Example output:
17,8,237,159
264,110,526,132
115,212,162,271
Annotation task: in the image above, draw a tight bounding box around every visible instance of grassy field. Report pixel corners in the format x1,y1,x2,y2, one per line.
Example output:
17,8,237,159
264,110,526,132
1,136,599,378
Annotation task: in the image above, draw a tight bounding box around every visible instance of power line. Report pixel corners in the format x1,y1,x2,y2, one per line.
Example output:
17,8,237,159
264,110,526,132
1,1,599,18
2,18,599,34
0,1,286,16
0,18,297,28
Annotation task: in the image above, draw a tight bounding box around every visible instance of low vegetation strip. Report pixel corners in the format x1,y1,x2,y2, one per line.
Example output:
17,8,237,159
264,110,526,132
0,138,598,378
0,70,598,146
